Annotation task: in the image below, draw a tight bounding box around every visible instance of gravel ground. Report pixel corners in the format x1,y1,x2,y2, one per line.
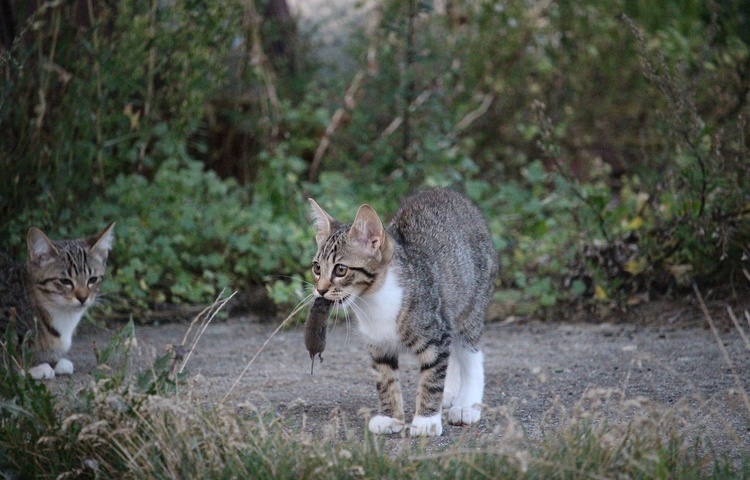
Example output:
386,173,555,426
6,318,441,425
52,302,750,460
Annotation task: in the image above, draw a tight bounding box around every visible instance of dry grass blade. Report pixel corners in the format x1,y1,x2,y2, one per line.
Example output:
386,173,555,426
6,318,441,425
179,290,237,374
727,306,750,351
221,299,311,403
693,283,750,418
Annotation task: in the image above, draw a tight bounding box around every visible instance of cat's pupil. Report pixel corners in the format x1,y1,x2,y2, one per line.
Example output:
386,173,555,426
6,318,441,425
334,264,348,277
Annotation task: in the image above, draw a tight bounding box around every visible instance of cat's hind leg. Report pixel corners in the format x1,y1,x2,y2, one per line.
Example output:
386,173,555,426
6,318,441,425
442,349,460,409
447,346,484,425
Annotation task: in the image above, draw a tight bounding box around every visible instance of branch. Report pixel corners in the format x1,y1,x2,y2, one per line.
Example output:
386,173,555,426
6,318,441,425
307,2,382,182
308,71,366,182
454,94,494,132
243,0,281,142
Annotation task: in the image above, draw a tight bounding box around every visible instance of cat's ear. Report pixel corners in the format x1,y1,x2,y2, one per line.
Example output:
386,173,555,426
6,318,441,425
27,228,59,267
349,204,384,257
309,199,336,246
88,222,115,261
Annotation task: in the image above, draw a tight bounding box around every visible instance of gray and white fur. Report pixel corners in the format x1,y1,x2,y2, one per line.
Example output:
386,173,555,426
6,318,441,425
0,224,114,380
309,188,497,436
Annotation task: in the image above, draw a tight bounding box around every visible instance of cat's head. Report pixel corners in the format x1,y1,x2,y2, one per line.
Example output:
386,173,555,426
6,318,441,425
27,223,115,313
308,199,393,303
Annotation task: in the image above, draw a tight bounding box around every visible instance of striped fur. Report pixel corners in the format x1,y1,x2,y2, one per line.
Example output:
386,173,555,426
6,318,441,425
309,189,497,436
0,223,114,379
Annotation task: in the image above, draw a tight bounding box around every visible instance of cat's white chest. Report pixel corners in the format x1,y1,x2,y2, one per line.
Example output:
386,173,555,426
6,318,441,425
352,269,403,347
50,308,86,352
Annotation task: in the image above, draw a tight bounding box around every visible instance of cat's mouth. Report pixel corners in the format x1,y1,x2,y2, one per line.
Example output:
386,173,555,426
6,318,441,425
318,293,352,308
333,294,352,309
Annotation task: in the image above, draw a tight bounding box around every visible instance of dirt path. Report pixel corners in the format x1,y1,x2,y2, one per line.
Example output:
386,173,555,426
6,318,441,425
57,310,750,458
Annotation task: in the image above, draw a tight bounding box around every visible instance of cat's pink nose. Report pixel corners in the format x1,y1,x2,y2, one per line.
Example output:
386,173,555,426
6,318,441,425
316,288,328,297
74,292,88,304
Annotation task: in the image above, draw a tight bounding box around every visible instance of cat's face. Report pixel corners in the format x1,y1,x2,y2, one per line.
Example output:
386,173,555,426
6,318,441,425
27,224,115,313
309,200,391,305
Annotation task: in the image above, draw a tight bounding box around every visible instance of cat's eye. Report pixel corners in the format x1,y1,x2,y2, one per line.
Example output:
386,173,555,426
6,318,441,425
333,264,348,277
59,279,74,288
312,262,321,276
87,276,100,286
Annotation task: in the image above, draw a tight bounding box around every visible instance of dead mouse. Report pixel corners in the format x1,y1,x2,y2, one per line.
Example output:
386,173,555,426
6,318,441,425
304,297,333,374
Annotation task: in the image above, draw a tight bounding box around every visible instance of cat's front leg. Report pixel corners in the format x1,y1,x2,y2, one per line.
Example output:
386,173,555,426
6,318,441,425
28,363,55,380
54,358,74,376
368,348,405,435
411,341,450,436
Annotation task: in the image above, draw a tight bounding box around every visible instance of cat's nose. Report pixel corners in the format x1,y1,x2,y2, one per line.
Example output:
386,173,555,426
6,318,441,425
316,288,328,297
74,291,88,304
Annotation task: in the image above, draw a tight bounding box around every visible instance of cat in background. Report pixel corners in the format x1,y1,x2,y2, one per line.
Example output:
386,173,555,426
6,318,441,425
309,188,497,436
0,223,115,380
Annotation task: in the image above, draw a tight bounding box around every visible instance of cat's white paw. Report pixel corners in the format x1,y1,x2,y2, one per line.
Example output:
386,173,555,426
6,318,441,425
448,406,481,425
28,363,55,380
369,415,404,434
410,413,443,437
54,358,74,376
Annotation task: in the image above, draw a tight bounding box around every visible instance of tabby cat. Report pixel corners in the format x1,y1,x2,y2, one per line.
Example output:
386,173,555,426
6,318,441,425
0,224,115,380
309,188,497,436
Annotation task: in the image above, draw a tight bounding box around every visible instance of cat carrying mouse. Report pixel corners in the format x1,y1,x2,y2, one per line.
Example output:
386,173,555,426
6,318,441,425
308,188,497,436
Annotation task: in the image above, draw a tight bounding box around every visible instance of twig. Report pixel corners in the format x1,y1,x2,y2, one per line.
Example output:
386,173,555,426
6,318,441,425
308,71,366,182
307,3,382,182
401,0,417,163
532,99,611,242
693,283,750,417
621,14,708,218
379,87,434,140
243,0,281,142
454,94,494,132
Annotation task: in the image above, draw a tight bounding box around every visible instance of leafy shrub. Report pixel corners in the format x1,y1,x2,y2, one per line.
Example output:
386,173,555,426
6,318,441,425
89,155,311,310
1,0,748,317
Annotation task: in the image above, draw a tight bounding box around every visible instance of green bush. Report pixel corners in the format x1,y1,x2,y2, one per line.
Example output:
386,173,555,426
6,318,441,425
1,0,748,316
1,0,247,236
89,155,311,310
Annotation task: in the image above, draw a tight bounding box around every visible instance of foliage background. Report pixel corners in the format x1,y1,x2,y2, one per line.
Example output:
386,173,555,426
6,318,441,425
0,0,748,319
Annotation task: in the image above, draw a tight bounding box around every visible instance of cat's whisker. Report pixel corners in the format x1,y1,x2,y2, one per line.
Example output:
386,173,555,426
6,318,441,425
341,303,354,344
290,293,315,319
347,294,374,329
330,302,341,335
